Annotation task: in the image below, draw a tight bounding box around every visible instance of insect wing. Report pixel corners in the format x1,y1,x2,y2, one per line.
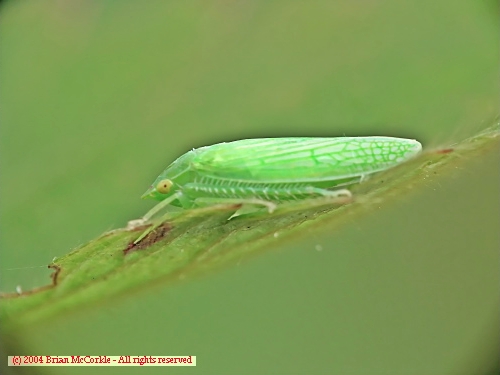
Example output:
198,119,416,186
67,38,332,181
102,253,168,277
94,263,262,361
191,137,421,183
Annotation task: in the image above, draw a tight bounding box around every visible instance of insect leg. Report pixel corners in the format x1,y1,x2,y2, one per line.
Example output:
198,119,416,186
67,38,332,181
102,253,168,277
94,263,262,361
142,191,184,222
305,187,352,199
193,197,277,213
129,192,187,244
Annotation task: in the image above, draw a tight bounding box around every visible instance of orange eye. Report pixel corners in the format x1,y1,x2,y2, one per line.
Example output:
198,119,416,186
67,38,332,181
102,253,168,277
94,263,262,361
156,179,173,194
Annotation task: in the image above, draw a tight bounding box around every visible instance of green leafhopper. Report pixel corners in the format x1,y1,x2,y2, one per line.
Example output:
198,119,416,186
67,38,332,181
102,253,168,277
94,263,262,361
138,137,422,221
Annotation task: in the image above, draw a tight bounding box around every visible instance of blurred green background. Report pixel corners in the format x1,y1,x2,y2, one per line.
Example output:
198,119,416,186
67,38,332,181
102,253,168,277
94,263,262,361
1,1,498,374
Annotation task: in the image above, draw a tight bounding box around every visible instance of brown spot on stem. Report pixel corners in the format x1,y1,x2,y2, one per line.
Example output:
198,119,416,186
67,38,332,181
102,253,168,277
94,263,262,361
124,223,173,255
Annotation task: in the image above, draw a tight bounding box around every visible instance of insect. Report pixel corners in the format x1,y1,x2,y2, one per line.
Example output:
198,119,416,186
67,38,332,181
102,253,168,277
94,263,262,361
137,136,422,223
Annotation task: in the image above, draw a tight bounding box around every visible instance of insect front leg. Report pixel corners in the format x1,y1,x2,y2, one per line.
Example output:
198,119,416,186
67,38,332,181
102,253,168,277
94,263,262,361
130,192,191,244
127,191,185,232
142,191,190,221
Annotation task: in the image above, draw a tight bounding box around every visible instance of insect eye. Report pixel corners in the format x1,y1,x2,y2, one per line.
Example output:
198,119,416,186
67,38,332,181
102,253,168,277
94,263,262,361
156,179,173,194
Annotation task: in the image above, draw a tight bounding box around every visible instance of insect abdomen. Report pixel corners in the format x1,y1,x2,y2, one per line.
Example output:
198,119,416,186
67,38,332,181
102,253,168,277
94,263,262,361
184,178,329,201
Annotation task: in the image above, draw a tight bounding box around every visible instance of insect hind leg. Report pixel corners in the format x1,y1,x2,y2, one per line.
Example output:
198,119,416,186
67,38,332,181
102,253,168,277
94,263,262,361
193,197,277,213
305,187,352,199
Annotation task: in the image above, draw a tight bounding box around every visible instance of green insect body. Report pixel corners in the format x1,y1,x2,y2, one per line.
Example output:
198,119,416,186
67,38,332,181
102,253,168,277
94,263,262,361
140,137,422,219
